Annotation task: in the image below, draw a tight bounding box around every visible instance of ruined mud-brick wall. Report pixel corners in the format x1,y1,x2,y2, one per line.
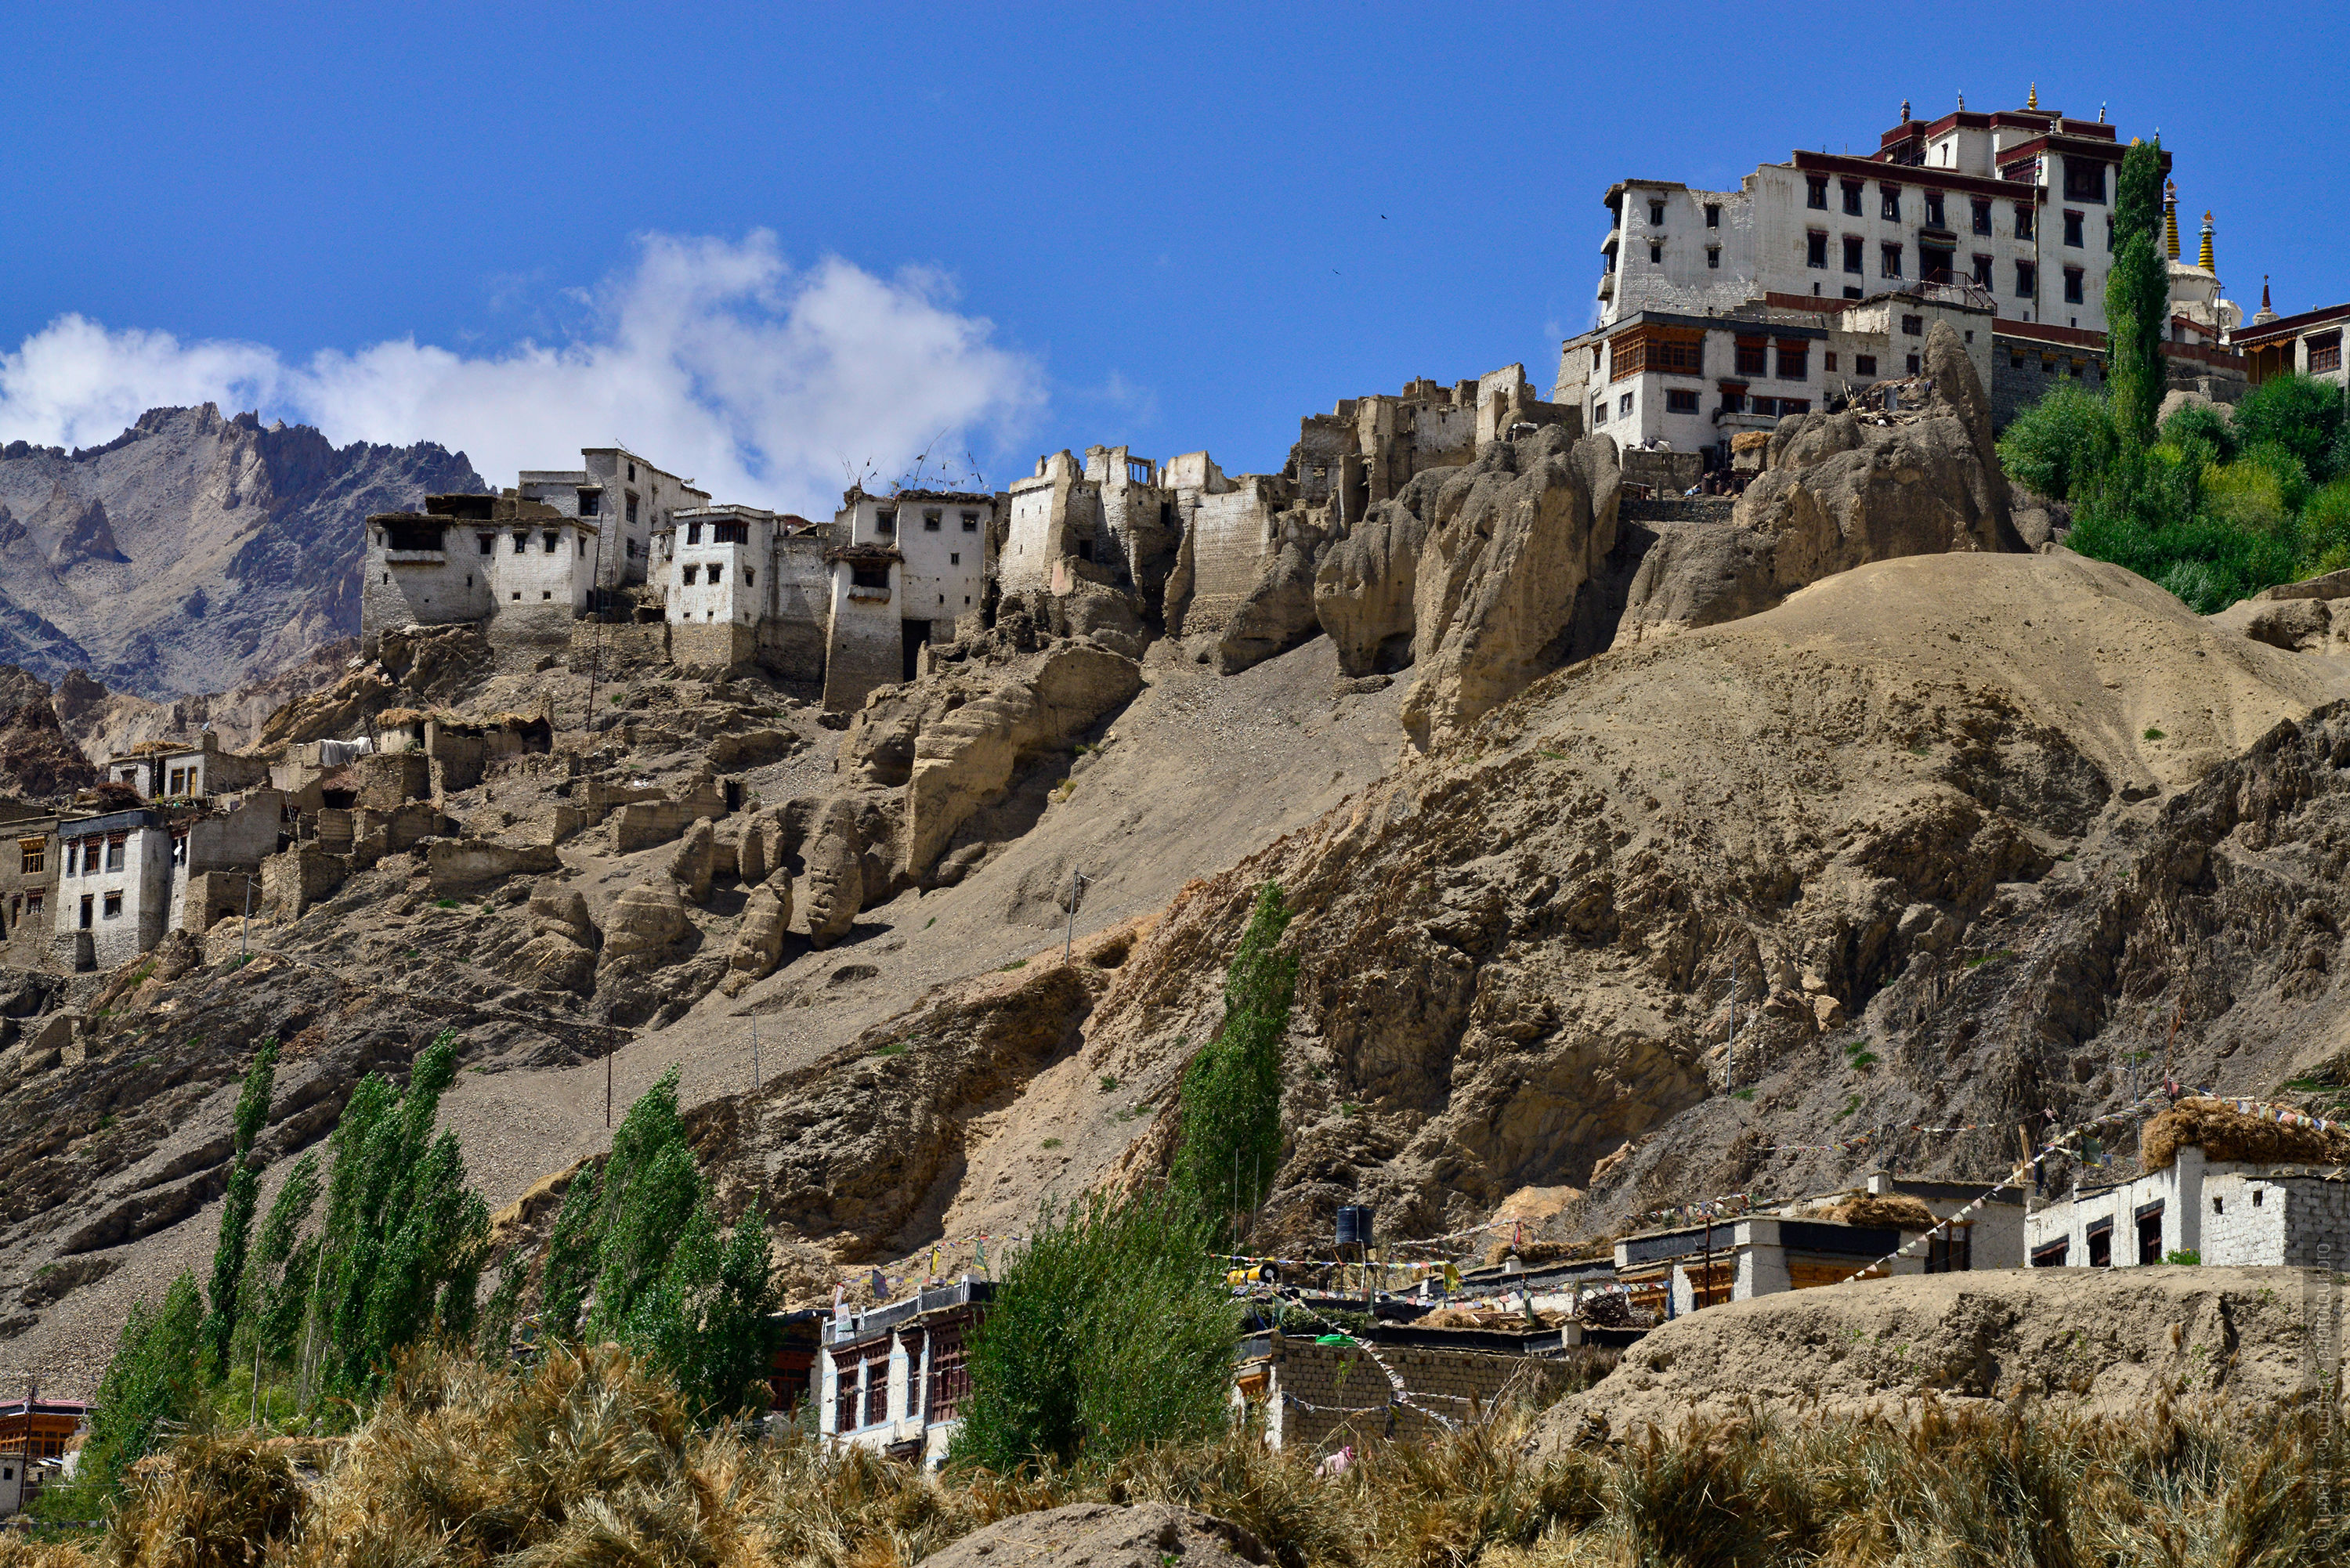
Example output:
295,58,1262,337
567,620,670,679
758,535,833,683
822,583,905,714
671,620,758,678
1175,482,1282,636
1256,1335,1578,1455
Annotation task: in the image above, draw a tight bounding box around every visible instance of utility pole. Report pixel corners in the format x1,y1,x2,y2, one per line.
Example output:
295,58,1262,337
241,874,252,963
1727,952,1737,1093
606,1031,613,1129
751,1013,761,1093
584,514,608,733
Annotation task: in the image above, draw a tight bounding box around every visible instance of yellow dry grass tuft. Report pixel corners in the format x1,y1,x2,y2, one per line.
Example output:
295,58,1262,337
2143,1097,2350,1171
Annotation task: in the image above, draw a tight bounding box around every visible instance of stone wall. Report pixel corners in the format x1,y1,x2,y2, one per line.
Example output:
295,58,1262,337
263,846,348,921
1250,1335,1579,1454
824,590,904,714
2204,1172,2350,1268
1174,481,1282,636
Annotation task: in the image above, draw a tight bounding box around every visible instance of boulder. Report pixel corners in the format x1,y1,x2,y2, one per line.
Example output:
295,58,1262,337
735,820,768,888
512,931,598,994
528,880,598,947
802,798,865,948
725,878,793,992
921,1504,1269,1568
1314,497,1429,675
600,881,688,966
1054,580,1151,659
1398,425,1623,749
1616,320,2020,645
669,817,716,902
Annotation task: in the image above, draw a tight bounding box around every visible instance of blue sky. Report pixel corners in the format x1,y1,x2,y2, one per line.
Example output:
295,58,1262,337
1,2,2339,513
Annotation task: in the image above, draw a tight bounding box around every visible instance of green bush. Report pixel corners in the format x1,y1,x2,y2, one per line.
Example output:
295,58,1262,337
949,1188,1235,1472
2164,1248,2202,1266
66,1270,208,1505
2235,374,2348,482
1996,383,2116,502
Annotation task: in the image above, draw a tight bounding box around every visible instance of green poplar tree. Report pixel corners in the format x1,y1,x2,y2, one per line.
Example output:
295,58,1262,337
2103,139,2169,452
1172,882,1296,1233
203,1039,278,1375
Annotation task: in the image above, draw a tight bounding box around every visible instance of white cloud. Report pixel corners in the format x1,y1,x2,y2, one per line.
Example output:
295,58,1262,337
0,233,1046,515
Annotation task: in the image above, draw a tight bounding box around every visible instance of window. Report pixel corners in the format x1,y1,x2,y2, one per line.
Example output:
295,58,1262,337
1926,1225,1971,1274
1076,538,1094,562
681,564,697,585
1647,200,1664,225
19,891,34,921
1704,203,1719,228
2311,333,2343,374
168,768,186,796
2064,267,2084,304
1592,400,1608,425
2086,1220,2112,1269
105,837,124,873
2014,205,2034,240
541,529,559,554
686,521,703,544
78,894,92,930
927,1326,970,1422
949,551,960,565
626,461,637,481
1972,253,1994,288
2069,358,2084,378
64,841,77,876
1842,180,1864,215
2060,210,2084,248
1735,338,1770,375
1617,392,1633,417
1718,385,1746,413
850,562,890,591
577,537,586,557
1925,190,1946,229
103,891,121,919
1647,333,1704,375
862,1350,891,1427
172,835,186,867
580,490,601,517
743,568,755,586
1776,341,1808,381
2016,261,2037,298
1806,231,1828,269
1879,185,1901,221
2136,1204,2165,1265
1843,286,1864,300
476,533,494,555
1881,244,1904,278
1648,241,1661,263
1854,354,1878,377
875,508,897,536
2031,1240,2068,1268
19,840,42,876
1972,197,1992,236
923,510,942,532
512,591,521,601
1842,236,1864,274
540,590,551,600
1750,395,1777,417
1823,352,1837,372
512,530,528,552
1666,388,1700,413
962,512,980,532
2063,157,2106,204
1706,246,1719,269
1806,176,1828,210
1906,353,1922,374
625,493,639,524
2106,217,2115,253
835,1362,858,1433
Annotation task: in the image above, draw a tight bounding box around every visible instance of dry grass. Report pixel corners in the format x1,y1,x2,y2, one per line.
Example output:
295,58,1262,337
2143,1097,2350,1170
9,1346,2350,1567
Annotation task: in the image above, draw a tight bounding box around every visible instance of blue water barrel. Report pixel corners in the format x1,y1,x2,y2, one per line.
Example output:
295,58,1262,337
1335,1205,1375,1248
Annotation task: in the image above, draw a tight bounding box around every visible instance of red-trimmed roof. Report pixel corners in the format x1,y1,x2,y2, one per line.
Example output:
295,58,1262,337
2232,301,2350,348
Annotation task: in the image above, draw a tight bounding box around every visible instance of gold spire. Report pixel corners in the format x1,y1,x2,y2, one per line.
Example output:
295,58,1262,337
2164,180,2180,261
2199,211,2214,274
2027,82,2038,110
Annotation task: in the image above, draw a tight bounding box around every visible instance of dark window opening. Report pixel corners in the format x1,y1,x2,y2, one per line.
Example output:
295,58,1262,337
1882,244,1904,278
2016,261,2037,298
1775,341,1808,381
2031,1240,2068,1267
2136,1204,2165,1265
1880,186,1901,221
626,461,637,481
1972,197,1992,236
580,490,601,517
961,511,980,531
2064,268,2084,304
1972,253,1994,287
902,619,932,681
1707,247,1719,269
2063,157,2106,204
1925,190,1946,228
1902,313,1924,337
681,565,698,585
685,521,702,544
625,492,639,524
1648,241,1661,263
78,894,92,930
713,521,749,544
1824,351,1837,372
1921,245,1954,284
383,521,446,552
1807,231,1828,269
1842,181,1864,216
2309,333,2342,374
1076,537,1094,562
1843,235,1864,274
1647,200,1664,225
1806,176,1828,210
2087,1220,2113,1269
1926,1226,1972,1274
541,529,559,553
1665,388,1699,413
512,530,529,552
1734,338,1769,376
1843,286,1864,299
850,562,890,591
743,568,754,586
475,533,494,555
1854,354,1878,378
2015,205,2034,240
923,511,942,532
875,508,897,536
1907,353,1922,374
862,1353,890,1429
1704,203,1719,228
103,891,121,919
2063,210,2084,247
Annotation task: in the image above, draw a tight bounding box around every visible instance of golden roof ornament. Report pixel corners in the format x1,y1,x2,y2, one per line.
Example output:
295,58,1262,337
2027,82,2038,110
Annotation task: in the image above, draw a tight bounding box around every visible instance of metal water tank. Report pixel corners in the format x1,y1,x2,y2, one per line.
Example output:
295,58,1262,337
1335,1205,1375,1248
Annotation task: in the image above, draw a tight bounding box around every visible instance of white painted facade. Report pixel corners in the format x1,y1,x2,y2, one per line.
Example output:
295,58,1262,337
518,448,710,589
52,808,175,971
2026,1146,2350,1270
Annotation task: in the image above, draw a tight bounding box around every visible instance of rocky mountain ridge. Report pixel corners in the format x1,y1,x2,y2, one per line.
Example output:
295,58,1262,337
0,404,482,698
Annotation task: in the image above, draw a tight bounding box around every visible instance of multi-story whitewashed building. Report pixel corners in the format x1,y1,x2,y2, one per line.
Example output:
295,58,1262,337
517,448,709,593
816,1279,990,1468
1560,90,2249,459
2026,1140,2350,1271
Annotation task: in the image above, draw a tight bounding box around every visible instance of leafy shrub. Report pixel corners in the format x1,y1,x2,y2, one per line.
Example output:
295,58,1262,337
1997,383,2116,502
951,1188,1235,1472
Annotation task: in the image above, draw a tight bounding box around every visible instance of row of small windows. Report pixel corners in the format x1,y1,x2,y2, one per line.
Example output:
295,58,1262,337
874,509,982,537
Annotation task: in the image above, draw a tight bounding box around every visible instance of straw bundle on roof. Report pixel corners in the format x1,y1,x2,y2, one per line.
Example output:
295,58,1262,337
2142,1097,2350,1170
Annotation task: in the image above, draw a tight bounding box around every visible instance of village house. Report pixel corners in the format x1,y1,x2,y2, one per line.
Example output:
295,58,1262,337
106,731,272,802
515,447,709,598
0,1396,87,1519
2025,1143,2350,1270
0,800,71,960
2232,287,2350,392
49,807,175,971
817,1279,989,1468
360,491,603,656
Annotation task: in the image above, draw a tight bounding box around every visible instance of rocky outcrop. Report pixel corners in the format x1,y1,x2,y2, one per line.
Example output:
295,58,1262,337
725,880,792,994
599,881,688,966
1214,514,1329,676
0,405,484,698
900,645,1143,880
1314,498,1430,676
425,838,559,895
1616,321,2019,644
802,799,865,948
669,818,717,903
511,880,600,994
0,696,96,798
1396,426,1622,749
